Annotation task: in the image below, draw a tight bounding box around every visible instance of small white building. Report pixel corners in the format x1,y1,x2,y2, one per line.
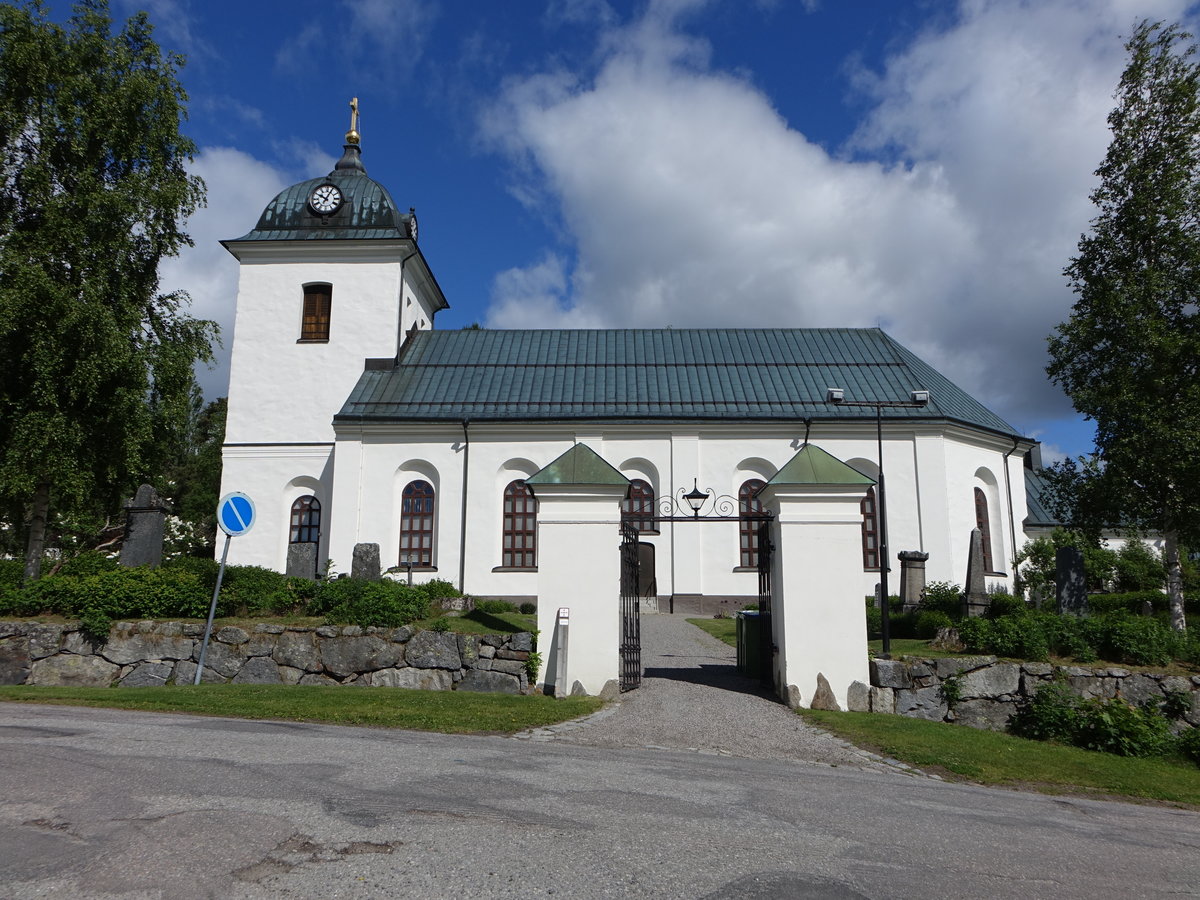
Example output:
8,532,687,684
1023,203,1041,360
218,125,1045,614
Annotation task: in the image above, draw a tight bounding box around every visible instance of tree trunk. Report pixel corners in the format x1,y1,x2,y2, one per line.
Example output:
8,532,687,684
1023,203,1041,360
1164,528,1186,632
22,481,50,583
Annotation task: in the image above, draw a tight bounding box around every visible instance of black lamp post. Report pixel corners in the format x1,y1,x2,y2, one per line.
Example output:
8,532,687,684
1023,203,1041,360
825,387,930,657
683,479,708,518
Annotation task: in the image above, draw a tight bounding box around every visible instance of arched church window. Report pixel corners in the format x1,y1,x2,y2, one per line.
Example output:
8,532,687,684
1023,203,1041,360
622,479,657,533
862,486,879,571
974,487,995,573
400,480,435,567
289,496,321,544
300,283,332,341
502,480,538,569
738,479,766,568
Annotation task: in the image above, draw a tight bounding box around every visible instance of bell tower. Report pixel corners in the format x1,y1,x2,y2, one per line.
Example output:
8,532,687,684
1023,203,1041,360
217,101,449,571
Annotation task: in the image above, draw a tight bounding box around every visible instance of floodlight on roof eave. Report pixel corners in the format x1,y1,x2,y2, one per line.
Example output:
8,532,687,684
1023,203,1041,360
826,387,845,404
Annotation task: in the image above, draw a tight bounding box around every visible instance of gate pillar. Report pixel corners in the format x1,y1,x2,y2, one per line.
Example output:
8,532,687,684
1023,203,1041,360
757,444,875,710
527,444,631,697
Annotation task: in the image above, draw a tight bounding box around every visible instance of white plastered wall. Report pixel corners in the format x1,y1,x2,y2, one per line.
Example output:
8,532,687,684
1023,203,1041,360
219,445,333,569
534,485,627,695
760,482,871,708
254,420,1035,610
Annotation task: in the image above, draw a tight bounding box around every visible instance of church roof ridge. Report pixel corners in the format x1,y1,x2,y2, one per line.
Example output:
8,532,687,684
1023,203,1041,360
336,327,1026,440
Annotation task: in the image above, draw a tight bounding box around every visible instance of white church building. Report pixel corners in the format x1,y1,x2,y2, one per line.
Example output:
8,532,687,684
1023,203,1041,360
218,120,1046,621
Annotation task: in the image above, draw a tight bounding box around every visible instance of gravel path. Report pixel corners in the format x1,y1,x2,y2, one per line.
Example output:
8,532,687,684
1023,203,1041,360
523,614,900,772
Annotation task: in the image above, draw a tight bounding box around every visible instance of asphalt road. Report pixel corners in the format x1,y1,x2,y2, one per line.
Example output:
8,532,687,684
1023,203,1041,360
2,702,1199,899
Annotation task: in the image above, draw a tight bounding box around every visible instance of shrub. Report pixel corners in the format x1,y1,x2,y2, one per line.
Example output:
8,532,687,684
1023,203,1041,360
1175,726,1200,765
318,579,430,628
54,551,119,577
428,616,451,633
1074,697,1173,757
420,578,460,601
519,602,536,615
1088,613,1180,667
1114,539,1165,592
0,559,24,592
919,581,962,618
915,610,953,639
1010,682,1080,743
865,600,882,639
1087,591,1169,616
220,565,293,615
985,592,1028,619
939,674,962,708
958,615,1050,661
475,599,518,614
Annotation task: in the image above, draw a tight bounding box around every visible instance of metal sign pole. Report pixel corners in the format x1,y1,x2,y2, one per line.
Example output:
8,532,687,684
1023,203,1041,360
194,533,231,685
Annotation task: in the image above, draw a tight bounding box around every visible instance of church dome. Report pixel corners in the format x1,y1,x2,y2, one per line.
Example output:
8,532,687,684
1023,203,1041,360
226,125,416,244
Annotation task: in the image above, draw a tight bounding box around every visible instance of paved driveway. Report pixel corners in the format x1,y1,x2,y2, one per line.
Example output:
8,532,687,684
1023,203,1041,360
522,614,893,772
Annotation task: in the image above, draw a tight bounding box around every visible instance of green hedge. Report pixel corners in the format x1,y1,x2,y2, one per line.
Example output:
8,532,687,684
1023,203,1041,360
0,562,458,634
316,578,430,628
956,610,1198,666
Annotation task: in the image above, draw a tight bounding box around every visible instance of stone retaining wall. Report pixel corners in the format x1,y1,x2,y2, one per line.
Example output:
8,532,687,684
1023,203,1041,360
0,621,534,694
867,655,1200,731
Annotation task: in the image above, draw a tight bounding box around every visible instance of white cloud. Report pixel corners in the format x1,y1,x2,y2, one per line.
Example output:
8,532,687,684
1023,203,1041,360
158,148,292,399
480,0,1195,427
276,0,438,86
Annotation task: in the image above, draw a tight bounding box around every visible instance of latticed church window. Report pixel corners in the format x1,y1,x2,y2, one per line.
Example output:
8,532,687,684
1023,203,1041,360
502,480,538,569
400,480,435,567
289,496,321,544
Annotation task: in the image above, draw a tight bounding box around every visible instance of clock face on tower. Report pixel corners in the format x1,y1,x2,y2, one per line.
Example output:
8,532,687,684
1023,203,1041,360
308,183,343,215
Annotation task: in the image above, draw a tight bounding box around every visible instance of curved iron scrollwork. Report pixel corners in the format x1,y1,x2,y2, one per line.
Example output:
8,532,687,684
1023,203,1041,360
655,485,740,520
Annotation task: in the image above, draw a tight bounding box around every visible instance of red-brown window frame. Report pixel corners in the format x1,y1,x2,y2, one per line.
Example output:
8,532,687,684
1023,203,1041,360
738,479,767,569
622,479,657,533
289,495,321,544
861,486,879,570
400,480,435,567
502,480,538,569
300,283,332,341
975,486,996,573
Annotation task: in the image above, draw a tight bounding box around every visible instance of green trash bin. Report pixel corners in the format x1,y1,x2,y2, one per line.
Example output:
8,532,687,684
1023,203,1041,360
737,610,762,675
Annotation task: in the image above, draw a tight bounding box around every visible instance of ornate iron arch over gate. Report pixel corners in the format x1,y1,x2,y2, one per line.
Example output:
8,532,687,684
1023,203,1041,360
618,484,775,692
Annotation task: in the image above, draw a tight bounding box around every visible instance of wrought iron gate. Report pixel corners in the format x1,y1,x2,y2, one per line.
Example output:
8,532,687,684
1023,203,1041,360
619,522,642,692
756,519,774,684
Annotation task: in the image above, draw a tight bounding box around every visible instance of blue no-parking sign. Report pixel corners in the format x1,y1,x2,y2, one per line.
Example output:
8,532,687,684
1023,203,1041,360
217,492,256,537
198,492,256,684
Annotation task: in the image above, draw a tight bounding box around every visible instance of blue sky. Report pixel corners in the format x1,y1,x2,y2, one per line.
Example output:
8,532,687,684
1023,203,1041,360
101,0,1198,460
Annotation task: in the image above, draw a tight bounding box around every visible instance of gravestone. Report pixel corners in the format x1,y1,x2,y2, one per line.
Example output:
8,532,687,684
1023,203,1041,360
1055,547,1087,616
120,484,168,568
898,550,930,612
873,583,882,609
286,542,318,580
962,528,989,618
351,542,381,581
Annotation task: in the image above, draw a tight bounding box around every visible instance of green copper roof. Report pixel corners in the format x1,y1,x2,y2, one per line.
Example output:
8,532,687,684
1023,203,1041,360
767,444,876,486
336,328,1026,438
225,144,416,243
1024,467,1060,528
526,443,630,487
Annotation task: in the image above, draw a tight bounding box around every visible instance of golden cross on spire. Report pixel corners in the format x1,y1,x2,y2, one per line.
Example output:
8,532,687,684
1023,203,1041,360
346,96,360,145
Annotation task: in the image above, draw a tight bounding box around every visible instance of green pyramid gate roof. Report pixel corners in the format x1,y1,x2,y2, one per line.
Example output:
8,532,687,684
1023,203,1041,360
766,444,875,486
526,443,630,487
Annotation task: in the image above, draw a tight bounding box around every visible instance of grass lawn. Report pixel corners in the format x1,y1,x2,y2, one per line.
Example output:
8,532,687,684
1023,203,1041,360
867,638,967,659
0,683,600,734
802,708,1200,807
687,617,737,647
420,609,536,634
